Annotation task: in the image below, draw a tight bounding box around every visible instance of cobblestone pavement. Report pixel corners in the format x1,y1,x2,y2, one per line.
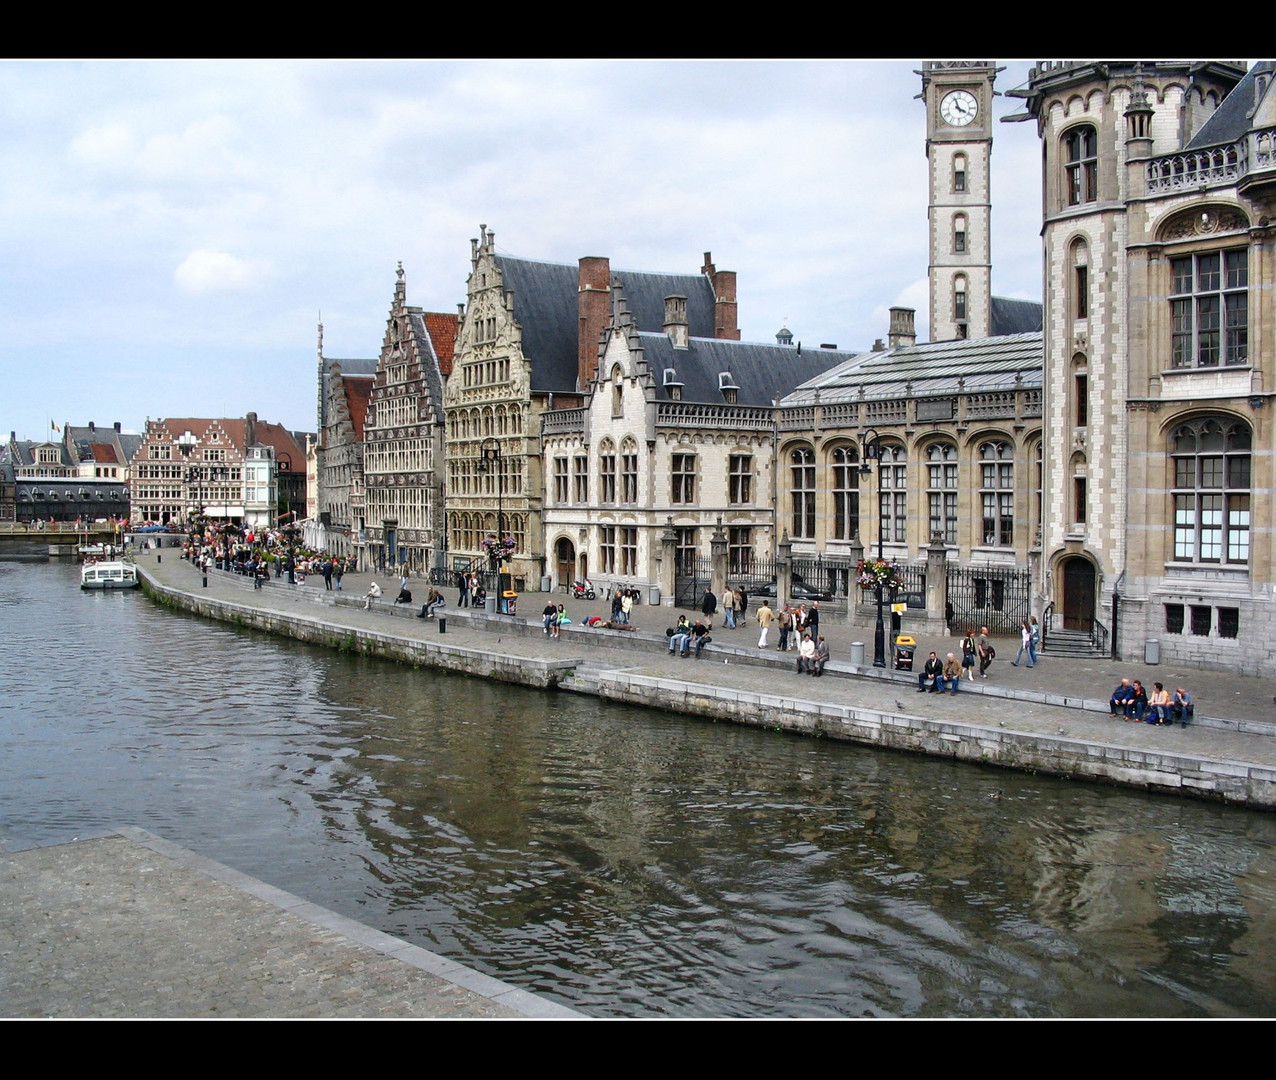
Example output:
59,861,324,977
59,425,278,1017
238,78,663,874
0,828,575,1018
143,551,1276,771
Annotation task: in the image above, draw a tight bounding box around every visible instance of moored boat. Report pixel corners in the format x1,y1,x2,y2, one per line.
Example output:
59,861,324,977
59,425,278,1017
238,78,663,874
81,560,139,590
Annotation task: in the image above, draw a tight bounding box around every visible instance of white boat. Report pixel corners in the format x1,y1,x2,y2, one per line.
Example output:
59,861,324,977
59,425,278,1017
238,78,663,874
81,560,139,590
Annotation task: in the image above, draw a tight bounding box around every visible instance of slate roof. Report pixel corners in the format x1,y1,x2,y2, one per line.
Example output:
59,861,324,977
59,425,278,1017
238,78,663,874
636,334,864,408
990,296,1043,335
1186,61,1276,149
781,331,1043,406
495,256,718,393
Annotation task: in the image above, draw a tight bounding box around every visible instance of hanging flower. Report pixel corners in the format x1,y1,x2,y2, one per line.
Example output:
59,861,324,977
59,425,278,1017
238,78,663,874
481,535,517,559
855,558,902,591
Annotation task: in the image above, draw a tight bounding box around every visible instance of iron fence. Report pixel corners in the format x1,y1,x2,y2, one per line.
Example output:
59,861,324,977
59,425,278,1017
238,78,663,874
945,563,1030,636
675,554,713,609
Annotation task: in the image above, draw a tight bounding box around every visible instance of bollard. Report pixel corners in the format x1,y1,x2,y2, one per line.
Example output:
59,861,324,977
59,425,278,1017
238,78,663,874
438,616,446,634
203,574,208,588
157,554,161,563
849,641,865,666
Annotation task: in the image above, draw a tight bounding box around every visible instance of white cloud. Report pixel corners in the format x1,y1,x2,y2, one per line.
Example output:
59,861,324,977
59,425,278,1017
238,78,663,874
174,249,266,294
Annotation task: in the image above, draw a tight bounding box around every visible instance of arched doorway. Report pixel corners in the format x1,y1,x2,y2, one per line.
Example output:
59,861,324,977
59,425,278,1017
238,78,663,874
555,537,575,589
1061,557,1096,631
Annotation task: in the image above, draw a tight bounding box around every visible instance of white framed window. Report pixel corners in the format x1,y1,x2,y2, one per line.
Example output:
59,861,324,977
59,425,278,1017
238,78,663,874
1171,250,1248,368
1172,417,1250,564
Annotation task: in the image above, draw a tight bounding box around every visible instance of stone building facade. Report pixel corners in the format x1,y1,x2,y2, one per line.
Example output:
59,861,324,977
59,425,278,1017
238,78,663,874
542,294,856,601
443,225,740,590
361,265,455,574
1009,61,1275,673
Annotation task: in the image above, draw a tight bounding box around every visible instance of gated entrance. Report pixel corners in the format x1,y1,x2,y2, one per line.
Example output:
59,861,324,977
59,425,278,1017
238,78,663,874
945,563,1030,636
675,553,713,609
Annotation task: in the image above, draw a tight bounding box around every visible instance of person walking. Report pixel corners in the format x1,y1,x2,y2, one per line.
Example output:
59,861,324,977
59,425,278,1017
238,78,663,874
1012,619,1035,667
722,587,737,629
756,599,774,648
960,628,977,681
701,587,717,620
978,626,994,678
321,558,333,591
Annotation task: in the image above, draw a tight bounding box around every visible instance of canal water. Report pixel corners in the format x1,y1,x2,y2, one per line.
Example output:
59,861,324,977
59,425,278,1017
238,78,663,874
3,558,1274,1017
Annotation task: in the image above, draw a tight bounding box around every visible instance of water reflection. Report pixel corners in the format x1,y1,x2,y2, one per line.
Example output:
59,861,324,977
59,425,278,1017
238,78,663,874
1,559,1273,1016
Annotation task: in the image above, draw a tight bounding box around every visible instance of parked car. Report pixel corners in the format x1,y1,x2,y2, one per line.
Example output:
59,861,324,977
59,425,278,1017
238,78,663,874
749,578,833,603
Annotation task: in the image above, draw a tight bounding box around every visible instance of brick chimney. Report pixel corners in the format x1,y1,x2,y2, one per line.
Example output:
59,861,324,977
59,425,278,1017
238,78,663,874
888,307,917,348
702,252,739,340
578,256,611,390
245,411,257,448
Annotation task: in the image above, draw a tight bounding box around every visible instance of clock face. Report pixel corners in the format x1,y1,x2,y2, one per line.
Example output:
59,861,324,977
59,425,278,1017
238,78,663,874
940,89,978,127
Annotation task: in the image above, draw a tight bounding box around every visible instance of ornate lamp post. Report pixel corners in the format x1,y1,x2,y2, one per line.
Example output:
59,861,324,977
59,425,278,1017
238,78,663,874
860,428,887,668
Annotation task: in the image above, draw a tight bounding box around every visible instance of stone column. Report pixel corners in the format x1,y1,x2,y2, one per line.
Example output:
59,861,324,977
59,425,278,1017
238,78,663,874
659,517,678,606
846,535,864,622
925,532,949,633
777,530,793,604
710,516,728,598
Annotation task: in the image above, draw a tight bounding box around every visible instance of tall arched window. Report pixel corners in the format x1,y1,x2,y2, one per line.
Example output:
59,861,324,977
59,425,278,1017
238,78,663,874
880,443,907,543
789,447,815,538
598,438,616,503
831,445,859,540
952,152,967,193
620,437,639,504
953,213,968,254
979,440,1014,546
1172,417,1250,564
1065,125,1097,205
926,442,958,543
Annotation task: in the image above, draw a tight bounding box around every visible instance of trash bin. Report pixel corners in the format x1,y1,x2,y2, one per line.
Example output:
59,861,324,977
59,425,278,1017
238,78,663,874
849,641,865,666
893,634,917,672
501,590,518,617
438,617,446,634
540,574,552,592
484,595,497,614
648,585,661,606
1144,638,1160,665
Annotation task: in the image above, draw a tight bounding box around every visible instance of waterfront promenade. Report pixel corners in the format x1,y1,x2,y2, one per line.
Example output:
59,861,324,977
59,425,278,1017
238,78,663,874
136,550,1276,808
0,827,576,1018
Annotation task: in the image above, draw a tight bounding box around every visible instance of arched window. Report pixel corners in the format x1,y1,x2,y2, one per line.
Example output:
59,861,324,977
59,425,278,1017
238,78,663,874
1070,452,1088,526
620,437,639,504
926,442,958,543
789,447,815,539
952,152,967,194
879,443,907,543
598,439,616,503
612,365,624,417
979,440,1014,546
1065,125,1097,205
1072,354,1089,428
1172,417,1250,564
953,213,968,255
831,445,859,541
1071,238,1089,320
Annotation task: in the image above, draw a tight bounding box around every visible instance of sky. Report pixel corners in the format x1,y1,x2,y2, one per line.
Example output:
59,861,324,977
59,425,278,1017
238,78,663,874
1,60,1044,443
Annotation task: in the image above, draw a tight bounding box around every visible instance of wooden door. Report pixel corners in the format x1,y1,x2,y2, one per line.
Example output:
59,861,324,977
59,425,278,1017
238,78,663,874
1062,558,1095,631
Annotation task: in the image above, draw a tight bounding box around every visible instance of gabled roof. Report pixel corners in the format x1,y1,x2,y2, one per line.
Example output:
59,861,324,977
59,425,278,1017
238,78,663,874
635,333,862,408
342,375,373,440
320,356,376,434
422,312,459,375
87,443,119,464
781,331,1043,406
1187,61,1276,149
495,256,718,393
407,312,447,425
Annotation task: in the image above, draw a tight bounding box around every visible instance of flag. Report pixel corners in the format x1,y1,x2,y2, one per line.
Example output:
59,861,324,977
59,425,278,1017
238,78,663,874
50,421,60,434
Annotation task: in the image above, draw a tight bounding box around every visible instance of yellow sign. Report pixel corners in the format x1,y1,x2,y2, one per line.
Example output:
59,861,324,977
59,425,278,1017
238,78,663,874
892,603,907,614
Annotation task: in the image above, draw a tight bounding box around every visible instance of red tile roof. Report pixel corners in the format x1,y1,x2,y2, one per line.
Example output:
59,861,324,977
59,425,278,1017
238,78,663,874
343,377,373,439
423,312,459,375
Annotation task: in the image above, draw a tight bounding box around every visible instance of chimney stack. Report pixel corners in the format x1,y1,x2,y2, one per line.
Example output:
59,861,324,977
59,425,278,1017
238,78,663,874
577,256,611,390
663,295,688,348
245,411,257,448
702,252,739,340
888,307,917,348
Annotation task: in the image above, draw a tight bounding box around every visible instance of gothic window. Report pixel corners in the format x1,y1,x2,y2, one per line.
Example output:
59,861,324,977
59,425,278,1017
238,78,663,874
573,456,588,503
926,442,958,544
953,213,967,254
1172,417,1250,564
728,527,753,574
728,453,753,505
1065,125,1097,205
612,365,624,417
952,152,967,193
1171,250,1248,368
979,440,1014,546
553,457,568,504
789,447,816,538
621,439,639,504
599,525,616,573
599,440,616,503
954,274,968,323
879,444,907,544
671,453,697,504
831,445,859,541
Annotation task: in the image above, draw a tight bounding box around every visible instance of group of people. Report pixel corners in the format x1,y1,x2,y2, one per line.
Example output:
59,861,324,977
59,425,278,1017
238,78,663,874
1109,679,1194,725
541,600,571,638
610,587,640,625
751,598,820,651
666,615,713,658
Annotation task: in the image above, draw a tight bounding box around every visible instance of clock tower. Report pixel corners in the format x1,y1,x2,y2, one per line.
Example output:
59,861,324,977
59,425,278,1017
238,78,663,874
919,62,1001,341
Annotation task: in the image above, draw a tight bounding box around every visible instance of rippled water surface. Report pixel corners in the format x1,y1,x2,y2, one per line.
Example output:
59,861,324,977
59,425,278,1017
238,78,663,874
3,559,1275,1017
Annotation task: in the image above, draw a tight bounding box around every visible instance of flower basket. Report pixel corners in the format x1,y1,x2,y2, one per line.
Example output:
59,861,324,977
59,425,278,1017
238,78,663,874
855,558,902,592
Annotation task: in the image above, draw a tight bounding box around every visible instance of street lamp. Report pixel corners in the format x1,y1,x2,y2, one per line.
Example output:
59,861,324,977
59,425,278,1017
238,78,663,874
477,438,504,559
860,428,887,668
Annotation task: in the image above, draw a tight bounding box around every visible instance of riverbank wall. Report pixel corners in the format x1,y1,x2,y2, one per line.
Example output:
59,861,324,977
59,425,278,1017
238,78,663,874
138,564,1276,812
